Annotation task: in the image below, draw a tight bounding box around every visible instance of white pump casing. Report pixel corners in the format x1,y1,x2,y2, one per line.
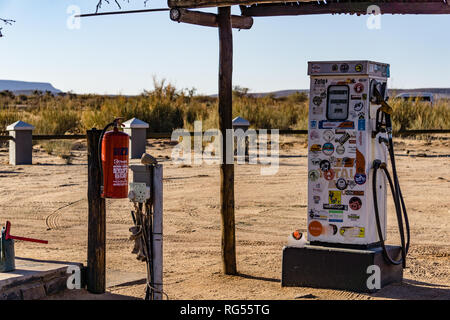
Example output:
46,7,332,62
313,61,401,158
307,61,389,247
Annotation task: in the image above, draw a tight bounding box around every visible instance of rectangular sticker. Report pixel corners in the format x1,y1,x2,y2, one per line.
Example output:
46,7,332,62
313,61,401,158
324,204,348,211
319,121,355,130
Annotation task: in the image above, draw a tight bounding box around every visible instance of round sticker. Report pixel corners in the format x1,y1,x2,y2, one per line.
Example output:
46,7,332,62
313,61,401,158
310,144,322,154
322,143,334,156
292,230,303,240
354,102,364,112
329,156,337,166
354,173,367,185
332,64,339,72
336,178,348,190
340,64,349,73
323,130,335,142
336,145,345,155
355,64,363,72
310,130,320,141
319,160,331,172
354,83,364,94
313,96,322,106
349,197,362,211
309,170,320,182
308,221,323,237
323,169,335,181
311,157,321,166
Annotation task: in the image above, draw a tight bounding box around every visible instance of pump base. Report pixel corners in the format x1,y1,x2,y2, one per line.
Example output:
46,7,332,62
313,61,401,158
282,244,403,293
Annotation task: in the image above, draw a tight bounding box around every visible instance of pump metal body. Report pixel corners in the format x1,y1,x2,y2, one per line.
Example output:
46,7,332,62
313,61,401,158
307,61,390,248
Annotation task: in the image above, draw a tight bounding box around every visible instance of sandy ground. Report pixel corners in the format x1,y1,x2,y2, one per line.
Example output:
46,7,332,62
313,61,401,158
0,135,449,300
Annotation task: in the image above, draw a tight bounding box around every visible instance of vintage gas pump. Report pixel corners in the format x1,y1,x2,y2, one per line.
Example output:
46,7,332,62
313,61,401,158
99,118,130,199
282,61,410,292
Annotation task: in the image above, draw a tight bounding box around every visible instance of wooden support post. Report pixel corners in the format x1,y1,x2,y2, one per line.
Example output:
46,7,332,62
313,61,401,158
218,6,237,275
87,129,106,294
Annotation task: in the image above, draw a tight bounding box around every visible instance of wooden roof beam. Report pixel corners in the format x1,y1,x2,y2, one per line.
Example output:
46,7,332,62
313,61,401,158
168,0,311,9
170,8,253,29
241,1,450,17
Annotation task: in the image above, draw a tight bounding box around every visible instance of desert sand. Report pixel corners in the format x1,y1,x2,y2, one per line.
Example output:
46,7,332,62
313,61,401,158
0,135,449,300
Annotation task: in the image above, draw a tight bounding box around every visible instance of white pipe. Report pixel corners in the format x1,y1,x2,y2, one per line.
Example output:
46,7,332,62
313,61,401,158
152,164,163,300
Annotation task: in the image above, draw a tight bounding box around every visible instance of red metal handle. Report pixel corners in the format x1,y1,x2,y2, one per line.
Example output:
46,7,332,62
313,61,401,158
7,235,48,244
4,221,48,244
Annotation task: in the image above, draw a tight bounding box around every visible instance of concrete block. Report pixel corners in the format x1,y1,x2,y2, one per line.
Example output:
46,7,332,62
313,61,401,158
0,289,22,300
20,283,46,300
45,276,69,296
282,244,403,293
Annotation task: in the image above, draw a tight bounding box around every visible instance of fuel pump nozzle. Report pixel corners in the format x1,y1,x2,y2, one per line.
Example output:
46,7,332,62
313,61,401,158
371,81,410,268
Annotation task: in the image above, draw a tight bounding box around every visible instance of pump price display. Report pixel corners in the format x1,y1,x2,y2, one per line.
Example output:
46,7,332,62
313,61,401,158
327,85,349,120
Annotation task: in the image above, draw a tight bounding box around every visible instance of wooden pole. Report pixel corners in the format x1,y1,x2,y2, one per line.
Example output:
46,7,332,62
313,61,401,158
87,129,106,294
217,6,237,275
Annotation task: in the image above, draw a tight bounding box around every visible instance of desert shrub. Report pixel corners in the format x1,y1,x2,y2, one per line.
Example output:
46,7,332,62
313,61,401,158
0,108,21,131
390,98,450,132
2,81,448,138
233,95,308,130
31,107,80,135
41,140,74,164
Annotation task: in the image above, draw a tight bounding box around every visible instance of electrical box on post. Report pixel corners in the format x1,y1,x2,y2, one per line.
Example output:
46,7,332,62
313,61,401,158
307,61,390,248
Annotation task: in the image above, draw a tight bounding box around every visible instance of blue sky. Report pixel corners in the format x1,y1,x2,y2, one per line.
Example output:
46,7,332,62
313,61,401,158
1,0,449,95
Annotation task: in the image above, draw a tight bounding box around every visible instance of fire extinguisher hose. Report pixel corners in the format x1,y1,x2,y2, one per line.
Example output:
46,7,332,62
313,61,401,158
98,121,116,194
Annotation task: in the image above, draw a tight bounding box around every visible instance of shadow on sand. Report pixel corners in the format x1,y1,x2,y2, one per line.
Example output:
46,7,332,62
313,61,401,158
370,279,450,300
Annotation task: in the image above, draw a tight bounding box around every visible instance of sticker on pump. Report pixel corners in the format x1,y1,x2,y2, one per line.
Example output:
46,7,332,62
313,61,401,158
323,130,335,142
349,197,362,211
308,221,323,237
309,170,320,182
340,226,365,238
323,169,335,181
328,191,342,205
319,121,355,130
354,83,365,93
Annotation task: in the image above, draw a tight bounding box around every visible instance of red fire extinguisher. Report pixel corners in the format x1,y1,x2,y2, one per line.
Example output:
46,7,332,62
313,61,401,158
99,118,129,199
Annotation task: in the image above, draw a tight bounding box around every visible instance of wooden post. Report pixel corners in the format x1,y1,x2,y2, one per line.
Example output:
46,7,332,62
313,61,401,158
218,6,237,275
87,129,106,293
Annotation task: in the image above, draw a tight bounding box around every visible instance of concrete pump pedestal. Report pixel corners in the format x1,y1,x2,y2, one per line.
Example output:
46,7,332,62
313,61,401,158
282,244,403,293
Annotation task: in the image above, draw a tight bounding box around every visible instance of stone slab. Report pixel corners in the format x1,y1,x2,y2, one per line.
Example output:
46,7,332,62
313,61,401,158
0,257,83,300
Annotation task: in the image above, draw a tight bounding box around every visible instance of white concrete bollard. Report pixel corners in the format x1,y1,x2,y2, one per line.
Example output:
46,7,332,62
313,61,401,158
7,121,35,165
123,118,150,160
